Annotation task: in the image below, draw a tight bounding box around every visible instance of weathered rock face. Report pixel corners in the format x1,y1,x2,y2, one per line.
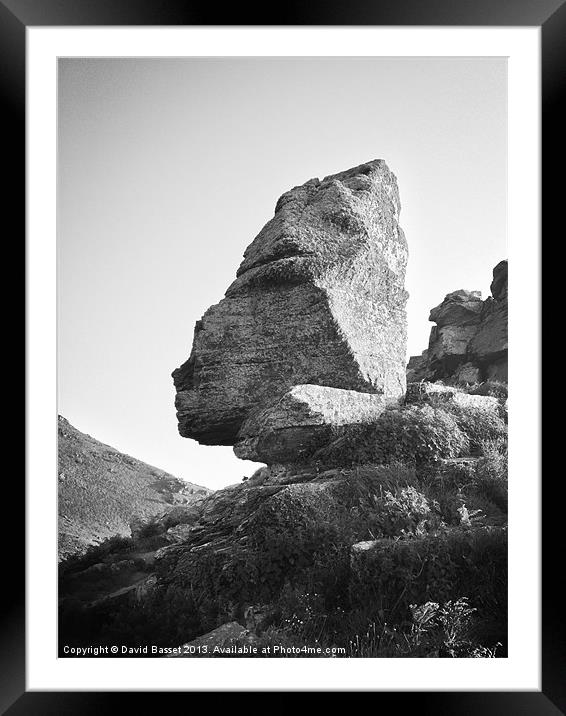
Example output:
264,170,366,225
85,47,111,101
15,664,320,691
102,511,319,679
406,261,507,384
234,384,388,463
405,380,503,418
173,160,408,446
406,349,428,383
469,262,508,381
429,289,483,327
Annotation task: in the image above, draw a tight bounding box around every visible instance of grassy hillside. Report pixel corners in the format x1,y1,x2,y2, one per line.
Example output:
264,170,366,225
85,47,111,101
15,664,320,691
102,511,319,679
58,416,211,560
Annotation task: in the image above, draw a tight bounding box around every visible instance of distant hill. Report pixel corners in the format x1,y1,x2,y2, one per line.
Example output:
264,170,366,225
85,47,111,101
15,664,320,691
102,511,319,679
58,416,211,560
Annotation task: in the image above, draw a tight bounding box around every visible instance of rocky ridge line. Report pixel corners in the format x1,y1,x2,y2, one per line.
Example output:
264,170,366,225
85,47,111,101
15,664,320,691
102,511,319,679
407,260,507,384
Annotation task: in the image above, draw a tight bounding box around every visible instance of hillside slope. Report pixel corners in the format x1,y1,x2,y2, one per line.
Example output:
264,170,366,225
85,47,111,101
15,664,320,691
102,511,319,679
58,416,211,560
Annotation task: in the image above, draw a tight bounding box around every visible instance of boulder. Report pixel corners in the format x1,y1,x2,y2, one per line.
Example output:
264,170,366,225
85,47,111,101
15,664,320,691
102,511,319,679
469,261,508,375
428,290,483,327
427,324,479,374
351,539,379,555
405,381,500,414
490,260,508,301
165,524,194,543
469,303,508,367
406,261,508,384
234,384,389,463
425,290,484,377
173,160,408,446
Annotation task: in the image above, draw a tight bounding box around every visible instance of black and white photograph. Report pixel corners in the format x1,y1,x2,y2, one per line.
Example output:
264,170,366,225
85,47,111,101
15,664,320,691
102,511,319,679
57,56,510,660
9,5,556,705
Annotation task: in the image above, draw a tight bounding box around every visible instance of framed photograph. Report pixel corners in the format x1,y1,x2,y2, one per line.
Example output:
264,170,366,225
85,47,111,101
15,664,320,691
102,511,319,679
8,0,557,708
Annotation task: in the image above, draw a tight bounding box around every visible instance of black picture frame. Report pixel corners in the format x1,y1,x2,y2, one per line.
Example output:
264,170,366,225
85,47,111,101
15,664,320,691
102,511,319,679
7,0,556,709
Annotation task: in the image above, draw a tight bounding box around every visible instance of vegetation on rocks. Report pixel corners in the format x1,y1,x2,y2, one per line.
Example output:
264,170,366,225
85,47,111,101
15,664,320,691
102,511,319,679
59,428,508,657
58,160,508,661
315,405,469,466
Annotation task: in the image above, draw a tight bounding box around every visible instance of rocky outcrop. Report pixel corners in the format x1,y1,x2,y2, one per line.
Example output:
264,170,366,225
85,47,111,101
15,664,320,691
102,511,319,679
405,381,502,415
234,384,388,463
406,261,507,384
173,160,408,447
406,349,429,383
60,165,512,657
58,416,210,560
469,261,508,380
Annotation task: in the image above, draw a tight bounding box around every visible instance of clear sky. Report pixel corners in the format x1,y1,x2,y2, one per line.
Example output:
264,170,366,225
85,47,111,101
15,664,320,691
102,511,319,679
58,57,507,490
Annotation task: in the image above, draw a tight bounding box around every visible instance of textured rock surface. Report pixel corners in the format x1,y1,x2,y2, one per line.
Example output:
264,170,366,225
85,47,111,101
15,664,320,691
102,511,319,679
452,362,482,384
406,261,507,383
405,381,501,415
406,349,428,383
165,524,195,544
234,384,388,463
147,456,505,620
429,289,483,327
469,262,508,381
173,160,408,446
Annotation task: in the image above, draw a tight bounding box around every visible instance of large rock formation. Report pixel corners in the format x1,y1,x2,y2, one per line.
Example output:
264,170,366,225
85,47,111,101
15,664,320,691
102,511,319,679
234,384,389,463
61,168,510,657
173,160,408,448
469,261,508,380
407,261,508,384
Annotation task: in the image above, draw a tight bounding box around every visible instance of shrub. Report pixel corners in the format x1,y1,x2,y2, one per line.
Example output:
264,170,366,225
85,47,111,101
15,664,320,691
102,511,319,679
59,442,509,655
167,594,502,658
435,402,507,454
372,486,442,538
165,485,355,614
154,459,508,627
247,489,353,606
344,597,501,658
276,588,331,643
349,527,507,624
316,405,469,466
479,438,508,458
58,579,207,654
433,491,467,526
467,381,508,401
59,535,135,577
135,519,164,540
371,405,469,463
410,597,502,658
432,458,476,491
338,462,419,498
473,453,508,512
